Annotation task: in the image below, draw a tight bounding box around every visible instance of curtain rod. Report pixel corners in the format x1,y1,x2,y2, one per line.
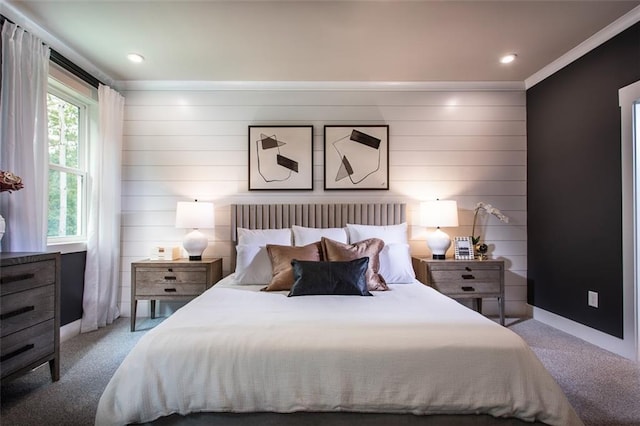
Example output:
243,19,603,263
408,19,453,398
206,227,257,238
1,14,102,89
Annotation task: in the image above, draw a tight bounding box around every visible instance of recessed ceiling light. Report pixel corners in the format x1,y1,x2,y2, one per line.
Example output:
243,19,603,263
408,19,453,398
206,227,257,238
127,53,144,63
500,54,517,64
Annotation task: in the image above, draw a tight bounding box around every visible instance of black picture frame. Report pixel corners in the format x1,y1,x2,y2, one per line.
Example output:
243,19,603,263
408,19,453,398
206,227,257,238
248,125,314,190
323,125,389,190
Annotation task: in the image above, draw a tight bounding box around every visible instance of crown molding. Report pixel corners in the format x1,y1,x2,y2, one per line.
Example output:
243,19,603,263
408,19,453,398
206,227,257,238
525,5,640,89
117,80,525,92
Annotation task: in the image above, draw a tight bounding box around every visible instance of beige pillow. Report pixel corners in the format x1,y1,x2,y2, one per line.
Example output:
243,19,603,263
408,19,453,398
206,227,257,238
263,242,322,291
321,237,388,291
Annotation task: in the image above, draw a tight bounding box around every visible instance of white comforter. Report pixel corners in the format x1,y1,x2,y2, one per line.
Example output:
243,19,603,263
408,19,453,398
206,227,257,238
96,277,583,426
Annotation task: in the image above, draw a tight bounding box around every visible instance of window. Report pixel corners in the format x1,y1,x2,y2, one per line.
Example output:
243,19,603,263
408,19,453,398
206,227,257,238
46,85,88,243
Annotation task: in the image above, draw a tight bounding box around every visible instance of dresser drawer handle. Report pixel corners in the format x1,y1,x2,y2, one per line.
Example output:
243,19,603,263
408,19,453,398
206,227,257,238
465,267,472,271
0,273,35,284
1,344,35,362
164,276,177,281
164,288,177,293
461,274,475,280
461,286,476,292
0,305,35,321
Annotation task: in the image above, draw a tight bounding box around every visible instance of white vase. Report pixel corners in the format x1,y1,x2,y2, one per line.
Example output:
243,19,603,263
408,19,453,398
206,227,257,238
0,214,5,243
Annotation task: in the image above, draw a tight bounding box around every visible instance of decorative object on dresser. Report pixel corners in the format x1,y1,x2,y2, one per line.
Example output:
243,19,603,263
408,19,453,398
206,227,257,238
323,125,389,190
130,257,222,331
0,170,25,243
420,199,459,259
412,257,505,325
248,125,314,190
175,200,214,261
0,252,60,383
471,202,509,260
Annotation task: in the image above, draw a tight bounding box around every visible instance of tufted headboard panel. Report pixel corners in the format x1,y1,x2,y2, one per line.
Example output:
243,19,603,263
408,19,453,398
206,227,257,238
230,203,406,243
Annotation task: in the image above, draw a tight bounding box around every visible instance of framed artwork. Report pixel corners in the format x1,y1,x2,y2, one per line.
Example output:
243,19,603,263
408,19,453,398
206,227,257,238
248,125,313,190
324,125,389,190
454,236,475,260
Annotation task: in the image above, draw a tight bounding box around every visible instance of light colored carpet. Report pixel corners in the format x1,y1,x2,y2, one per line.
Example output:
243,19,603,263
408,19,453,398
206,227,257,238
1,317,639,425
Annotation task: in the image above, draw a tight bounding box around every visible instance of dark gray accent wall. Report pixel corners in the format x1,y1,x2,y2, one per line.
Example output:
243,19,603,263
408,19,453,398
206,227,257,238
527,23,640,338
60,251,85,326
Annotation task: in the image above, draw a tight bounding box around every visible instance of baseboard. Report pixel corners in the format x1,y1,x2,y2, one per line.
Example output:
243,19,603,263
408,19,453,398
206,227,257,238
60,319,81,343
533,307,637,361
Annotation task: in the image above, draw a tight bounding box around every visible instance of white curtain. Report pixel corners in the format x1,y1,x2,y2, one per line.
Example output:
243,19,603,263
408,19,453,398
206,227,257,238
0,21,50,252
81,84,124,333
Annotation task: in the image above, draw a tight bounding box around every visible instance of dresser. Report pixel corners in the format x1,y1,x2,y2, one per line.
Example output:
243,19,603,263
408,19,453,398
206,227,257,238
131,258,223,331
1,252,61,383
412,257,505,325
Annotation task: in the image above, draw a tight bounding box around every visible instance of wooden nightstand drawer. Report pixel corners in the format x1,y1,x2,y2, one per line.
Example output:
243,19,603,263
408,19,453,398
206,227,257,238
0,259,56,296
1,319,55,379
1,284,55,337
135,267,208,286
429,269,501,284
136,281,206,296
430,281,500,295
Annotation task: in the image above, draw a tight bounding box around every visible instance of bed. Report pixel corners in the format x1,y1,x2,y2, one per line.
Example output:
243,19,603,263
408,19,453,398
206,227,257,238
96,203,583,426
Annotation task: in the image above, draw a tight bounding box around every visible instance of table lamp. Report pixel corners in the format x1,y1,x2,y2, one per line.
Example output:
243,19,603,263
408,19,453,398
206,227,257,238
420,199,459,259
175,200,214,260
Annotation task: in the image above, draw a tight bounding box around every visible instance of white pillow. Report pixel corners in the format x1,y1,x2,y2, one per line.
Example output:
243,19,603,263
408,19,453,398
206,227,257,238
292,225,348,246
378,243,416,283
234,245,273,284
236,228,291,246
346,222,408,244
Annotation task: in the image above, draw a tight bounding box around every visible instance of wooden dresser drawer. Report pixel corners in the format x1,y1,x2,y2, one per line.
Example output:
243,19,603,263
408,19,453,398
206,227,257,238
1,319,55,379
0,259,56,296
1,284,55,337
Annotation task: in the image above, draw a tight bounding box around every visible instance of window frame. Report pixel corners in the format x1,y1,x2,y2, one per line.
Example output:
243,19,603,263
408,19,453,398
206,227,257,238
46,78,91,245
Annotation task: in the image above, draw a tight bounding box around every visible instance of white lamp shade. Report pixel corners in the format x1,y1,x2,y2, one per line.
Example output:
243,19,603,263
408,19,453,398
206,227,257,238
175,201,214,229
175,201,214,260
420,200,459,228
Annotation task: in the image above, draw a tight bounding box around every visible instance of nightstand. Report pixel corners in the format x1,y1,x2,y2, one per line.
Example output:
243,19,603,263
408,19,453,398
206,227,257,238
412,257,505,325
130,258,222,331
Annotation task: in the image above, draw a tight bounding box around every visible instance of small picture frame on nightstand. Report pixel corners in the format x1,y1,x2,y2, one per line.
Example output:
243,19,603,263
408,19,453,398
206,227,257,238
454,237,475,260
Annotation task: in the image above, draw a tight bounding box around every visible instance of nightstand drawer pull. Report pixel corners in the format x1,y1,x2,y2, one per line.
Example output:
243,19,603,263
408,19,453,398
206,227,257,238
1,344,35,362
164,288,177,293
1,273,35,284
164,276,177,281
461,286,475,292
0,305,35,320
465,267,472,271
461,274,475,280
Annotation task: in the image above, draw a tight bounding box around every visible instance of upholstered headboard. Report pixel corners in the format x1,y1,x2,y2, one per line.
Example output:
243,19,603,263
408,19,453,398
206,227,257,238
230,203,406,243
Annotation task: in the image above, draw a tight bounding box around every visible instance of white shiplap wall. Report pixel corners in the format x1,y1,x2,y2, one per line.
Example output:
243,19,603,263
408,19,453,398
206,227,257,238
121,89,527,318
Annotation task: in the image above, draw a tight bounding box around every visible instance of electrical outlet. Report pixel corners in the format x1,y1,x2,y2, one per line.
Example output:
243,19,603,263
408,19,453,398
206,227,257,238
588,291,599,308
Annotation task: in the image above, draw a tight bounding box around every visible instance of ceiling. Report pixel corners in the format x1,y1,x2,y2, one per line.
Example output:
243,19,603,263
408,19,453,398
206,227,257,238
3,1,639,85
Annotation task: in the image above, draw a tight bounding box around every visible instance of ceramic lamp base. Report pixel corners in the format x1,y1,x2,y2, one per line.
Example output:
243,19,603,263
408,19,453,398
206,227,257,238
182,229,208,261
426,228,452,260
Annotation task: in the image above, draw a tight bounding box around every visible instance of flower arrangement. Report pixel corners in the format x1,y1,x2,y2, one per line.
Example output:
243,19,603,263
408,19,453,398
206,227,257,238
471,202,509,247
0,170,24,193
